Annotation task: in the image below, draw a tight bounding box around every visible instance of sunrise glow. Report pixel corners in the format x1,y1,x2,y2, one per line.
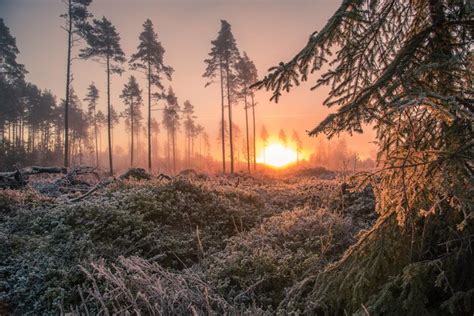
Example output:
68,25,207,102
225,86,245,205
257,143,298,168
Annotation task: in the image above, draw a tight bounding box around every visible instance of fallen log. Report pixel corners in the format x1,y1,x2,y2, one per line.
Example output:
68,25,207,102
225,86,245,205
0,168,27,189
69,169,172,202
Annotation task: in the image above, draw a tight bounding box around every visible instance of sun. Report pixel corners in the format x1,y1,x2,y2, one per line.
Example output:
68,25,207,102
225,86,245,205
257,143,298,168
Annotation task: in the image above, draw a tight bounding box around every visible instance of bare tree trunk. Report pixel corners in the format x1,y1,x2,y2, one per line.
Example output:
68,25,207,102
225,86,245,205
251,94,256,171
225,59,234,174
94,108,99,167
64,0,72,168
219,62,226,173
106,55,113,175
147,61,152,171
130,96,134,167
244,93,250,173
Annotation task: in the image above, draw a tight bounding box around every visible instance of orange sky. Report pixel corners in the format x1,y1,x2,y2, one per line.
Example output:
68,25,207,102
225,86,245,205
1,0,377,160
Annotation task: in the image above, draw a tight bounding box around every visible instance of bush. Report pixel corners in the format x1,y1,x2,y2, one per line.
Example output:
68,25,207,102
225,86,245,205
207,208,356,308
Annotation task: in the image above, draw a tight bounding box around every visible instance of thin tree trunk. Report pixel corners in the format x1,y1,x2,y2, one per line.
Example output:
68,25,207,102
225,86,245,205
251,94,256,171
147,61,152,171
64,0,72,168
225,59,234,174
172,128,176,173
244,93,250,173
94,108,99,167
130,96,134,167
106,55,113,175
219,62,226,173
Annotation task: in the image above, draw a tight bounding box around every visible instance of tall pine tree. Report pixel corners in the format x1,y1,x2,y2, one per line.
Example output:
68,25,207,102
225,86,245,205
84,82,99,166
204,20,240,174
80,17,125,175
236,52,258,173
130,19,173,172
61,0,92,168
120,76,143,167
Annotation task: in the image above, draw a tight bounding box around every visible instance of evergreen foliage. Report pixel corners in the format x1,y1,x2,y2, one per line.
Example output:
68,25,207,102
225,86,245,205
130,19,173,171
255,0,474,313
80,16,126,175
204,20,241,173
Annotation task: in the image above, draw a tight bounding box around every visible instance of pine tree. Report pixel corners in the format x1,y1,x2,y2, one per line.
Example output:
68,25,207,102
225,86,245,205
182,100,195,166
291,130,303,164
130,19,173,172
204,20,240,174
61,0,92,168
278,129,287,146
84,83,99,166
0,18,26,84
162,88,180,174
80,16,125,175
120,76,143,167
0,19,28,162
255,1,473,314
260,124,269,164
236,52,258,173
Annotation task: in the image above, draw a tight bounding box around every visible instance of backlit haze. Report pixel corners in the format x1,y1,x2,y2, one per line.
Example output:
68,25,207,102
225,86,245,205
1,0,377,169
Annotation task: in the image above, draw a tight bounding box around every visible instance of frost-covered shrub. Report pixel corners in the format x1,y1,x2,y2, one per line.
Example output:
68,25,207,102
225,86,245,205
0,179,265,314
206,208,356,308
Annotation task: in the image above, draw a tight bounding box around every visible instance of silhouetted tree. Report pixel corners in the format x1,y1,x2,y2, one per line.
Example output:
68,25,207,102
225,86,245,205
162,88,180,173
80,16,125,175
0,18,26,83
151,117,160,168
95,109,106,163
61,0,92,168
84,82,99,166
236,52,258,173
120,76,143,167
291,130,303,164
260,124,269,164
182,100,195,165
130,19,173,171
204,20,240,173
0,18,27,154
278,129,287,146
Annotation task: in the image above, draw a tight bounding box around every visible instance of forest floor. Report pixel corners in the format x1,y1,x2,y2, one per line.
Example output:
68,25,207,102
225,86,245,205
0,168,376,314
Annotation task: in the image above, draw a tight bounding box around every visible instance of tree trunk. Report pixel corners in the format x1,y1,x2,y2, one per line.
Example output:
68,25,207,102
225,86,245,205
106,55,113,175
147,61,152,171
219,62,226,173
244,93,250,173
130,96,134,167
225,59,234,174
64,0,72,168
251,94,256,171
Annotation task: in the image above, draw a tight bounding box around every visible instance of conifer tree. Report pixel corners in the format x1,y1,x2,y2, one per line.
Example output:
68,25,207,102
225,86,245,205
80,16,125,175
0,18,26,83
255,1,473,313
291,130,303,164
84,82,99,166
278,129,287,146
130,19,173,171
182,100,195,166
204,20,240,174
260,124,269,164
61,0,92,168
162,88,180,173
236,52,258,173
0,18,27,149
120,76,143,167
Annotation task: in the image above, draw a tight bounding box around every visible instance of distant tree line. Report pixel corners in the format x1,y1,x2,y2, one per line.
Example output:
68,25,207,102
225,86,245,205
0,5,213,174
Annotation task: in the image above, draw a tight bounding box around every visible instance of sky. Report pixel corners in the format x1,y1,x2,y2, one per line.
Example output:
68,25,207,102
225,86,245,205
1,0,377,161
